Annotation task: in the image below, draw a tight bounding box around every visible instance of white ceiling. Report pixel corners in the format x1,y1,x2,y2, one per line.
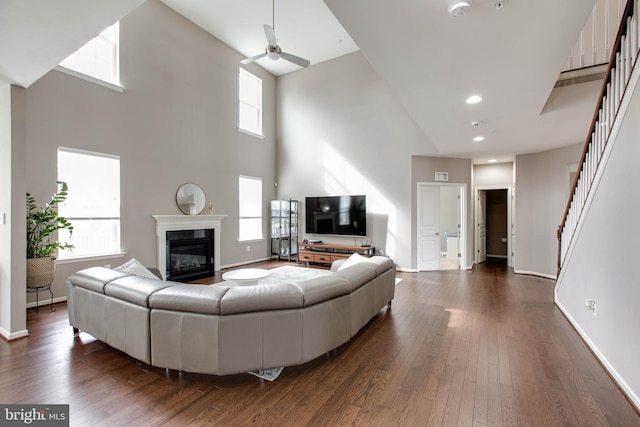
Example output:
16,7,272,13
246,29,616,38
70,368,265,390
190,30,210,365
160,0,359,77
160,0,601,163
1,0,601,164
0,0,146,88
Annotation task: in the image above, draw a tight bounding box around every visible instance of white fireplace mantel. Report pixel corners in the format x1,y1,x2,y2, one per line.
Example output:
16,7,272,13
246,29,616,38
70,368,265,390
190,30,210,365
153,214,226,279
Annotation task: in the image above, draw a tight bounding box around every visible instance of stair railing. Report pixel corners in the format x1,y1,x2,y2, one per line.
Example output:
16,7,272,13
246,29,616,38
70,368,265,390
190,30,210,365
557,0,639,276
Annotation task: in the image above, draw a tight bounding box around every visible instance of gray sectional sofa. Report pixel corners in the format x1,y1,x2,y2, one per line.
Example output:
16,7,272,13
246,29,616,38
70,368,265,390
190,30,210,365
66,256,395,376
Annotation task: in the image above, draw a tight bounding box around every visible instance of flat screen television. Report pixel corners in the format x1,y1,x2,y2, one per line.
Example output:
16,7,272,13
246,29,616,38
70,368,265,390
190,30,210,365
305,195,366,236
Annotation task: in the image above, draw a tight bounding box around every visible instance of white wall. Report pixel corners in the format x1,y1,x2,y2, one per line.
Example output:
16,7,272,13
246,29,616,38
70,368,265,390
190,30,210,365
515,144,582,277
0,85,28,339
276,52,439,269
21,0,277,304
555,67,640,409
474,162,513,187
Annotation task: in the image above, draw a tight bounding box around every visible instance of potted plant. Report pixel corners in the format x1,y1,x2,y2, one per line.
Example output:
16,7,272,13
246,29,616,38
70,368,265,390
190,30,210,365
26,181,74,288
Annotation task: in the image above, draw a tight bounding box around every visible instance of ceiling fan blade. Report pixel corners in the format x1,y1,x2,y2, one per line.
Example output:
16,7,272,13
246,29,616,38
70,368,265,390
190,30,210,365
241,52,267,65
263,24,277,47
281,51,310,68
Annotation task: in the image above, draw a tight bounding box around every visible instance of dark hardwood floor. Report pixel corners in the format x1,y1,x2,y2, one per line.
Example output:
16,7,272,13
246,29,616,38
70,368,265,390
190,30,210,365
2,259,638,426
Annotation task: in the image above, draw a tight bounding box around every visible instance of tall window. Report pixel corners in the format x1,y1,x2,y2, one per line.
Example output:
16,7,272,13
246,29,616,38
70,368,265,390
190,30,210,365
57,148,121,259
238,176,262,241
239,68,263,136
59,22,120,86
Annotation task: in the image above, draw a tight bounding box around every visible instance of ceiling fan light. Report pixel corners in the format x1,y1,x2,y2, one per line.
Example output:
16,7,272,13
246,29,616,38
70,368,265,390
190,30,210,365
448,1,471,18
266,45,281,61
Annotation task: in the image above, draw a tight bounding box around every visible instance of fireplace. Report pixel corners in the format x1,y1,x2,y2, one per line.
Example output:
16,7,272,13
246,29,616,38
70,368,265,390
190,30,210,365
153,215,226,280
166,229,214,282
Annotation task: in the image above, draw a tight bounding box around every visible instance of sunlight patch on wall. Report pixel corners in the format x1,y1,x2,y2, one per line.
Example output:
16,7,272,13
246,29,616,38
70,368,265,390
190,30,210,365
320,142,397,256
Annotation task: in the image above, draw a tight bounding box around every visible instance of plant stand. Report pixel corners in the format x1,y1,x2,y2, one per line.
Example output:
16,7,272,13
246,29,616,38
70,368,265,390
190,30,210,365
27,284,55,312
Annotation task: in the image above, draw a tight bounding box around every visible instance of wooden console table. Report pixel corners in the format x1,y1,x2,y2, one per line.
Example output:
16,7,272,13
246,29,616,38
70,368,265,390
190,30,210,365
298,242,375,266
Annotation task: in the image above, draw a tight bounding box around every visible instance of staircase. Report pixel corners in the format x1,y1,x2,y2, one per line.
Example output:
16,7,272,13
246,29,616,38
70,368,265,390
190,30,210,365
557,0,639,275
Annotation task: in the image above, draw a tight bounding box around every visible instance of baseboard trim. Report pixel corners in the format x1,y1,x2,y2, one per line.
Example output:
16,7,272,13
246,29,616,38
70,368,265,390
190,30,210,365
0,327,29,341
221,257,274,270
513,269,557,280
26,296,67,309
555,298,640,412
396,267,418,273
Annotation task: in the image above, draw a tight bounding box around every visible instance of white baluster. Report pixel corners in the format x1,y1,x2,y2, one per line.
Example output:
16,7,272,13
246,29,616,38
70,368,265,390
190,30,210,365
625,31,631,85
615,53,621,110
632,14,638,65
587,152,592,194
622,34,628,86
604,90,611,138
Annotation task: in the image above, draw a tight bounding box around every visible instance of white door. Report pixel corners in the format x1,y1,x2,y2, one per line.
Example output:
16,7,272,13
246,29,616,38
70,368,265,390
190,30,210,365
418,185,440,271
477,190,487,264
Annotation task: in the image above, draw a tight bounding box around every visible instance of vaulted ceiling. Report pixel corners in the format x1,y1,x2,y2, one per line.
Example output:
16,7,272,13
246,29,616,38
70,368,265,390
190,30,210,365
1,0,601,163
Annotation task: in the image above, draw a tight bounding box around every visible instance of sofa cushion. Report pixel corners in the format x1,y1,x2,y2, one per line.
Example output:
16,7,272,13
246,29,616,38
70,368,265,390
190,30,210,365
359,256,394,275
67,267,130,294
291,275,352,306
115,258,159,280
105,276,174,307
333,264,376,291
149,284,229,314
220,284,303,315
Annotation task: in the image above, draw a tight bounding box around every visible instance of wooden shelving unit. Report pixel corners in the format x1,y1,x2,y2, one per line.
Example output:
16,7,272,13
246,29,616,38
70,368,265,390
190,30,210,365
298,242,375,266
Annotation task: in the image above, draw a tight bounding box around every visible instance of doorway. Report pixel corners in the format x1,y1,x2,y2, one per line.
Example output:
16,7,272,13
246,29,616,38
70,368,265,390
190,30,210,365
417,183,466,271
475,187,512,267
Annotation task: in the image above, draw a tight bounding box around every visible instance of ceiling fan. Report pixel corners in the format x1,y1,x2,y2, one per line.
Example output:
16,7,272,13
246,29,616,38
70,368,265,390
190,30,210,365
240,0,310,68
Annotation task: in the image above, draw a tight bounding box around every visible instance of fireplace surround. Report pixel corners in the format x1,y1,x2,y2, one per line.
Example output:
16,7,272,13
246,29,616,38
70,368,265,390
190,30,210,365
153,215,225,280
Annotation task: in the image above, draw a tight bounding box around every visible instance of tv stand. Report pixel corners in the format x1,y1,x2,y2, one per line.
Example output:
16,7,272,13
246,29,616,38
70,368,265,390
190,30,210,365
298,242,375,266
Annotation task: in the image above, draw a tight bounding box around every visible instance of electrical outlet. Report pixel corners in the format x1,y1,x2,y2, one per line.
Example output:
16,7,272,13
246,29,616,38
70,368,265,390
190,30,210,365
246,245,251,252
0,212,5,224
585,299,596,317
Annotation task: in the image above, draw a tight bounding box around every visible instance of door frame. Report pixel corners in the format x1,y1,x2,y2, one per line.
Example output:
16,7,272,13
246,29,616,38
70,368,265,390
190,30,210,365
475,185,513,267
417,182,466,271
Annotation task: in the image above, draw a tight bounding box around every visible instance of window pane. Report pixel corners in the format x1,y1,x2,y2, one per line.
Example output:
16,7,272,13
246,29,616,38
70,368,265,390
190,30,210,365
59,21,119,85
239,176,262,241
58,151,120,218
239,68,262,135
58,219,120,257
57,148,121,259
239,102,260,135
239,218,262,241
239,177,262,216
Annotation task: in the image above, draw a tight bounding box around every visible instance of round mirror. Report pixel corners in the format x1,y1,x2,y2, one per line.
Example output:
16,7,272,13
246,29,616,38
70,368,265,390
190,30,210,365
176,183,206,215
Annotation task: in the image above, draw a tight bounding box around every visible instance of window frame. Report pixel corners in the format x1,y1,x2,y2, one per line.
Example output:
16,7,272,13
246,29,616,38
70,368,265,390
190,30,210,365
56,21,123,92
238,175,263,242
238,68,263,138
56,147,123,262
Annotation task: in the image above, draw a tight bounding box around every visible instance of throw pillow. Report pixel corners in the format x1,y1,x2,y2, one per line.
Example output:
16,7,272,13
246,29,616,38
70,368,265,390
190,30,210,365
114,258,159,280
337,252,366,271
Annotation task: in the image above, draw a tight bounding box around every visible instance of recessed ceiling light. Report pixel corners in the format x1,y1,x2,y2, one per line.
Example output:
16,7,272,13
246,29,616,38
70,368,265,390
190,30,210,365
488,159,497,163
473,136,485,142
466,95,482,104
448,1,472,18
